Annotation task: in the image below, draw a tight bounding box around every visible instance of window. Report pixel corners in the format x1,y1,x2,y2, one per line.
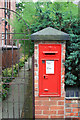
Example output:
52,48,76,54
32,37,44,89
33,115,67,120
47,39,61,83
2,32,4,46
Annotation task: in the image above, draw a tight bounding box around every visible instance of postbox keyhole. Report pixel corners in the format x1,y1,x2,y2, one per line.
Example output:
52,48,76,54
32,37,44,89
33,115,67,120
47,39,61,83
42,60,45,64
44,76,45,79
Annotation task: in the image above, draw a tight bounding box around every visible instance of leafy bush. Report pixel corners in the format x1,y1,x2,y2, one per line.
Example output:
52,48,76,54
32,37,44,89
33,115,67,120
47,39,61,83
65,35,80,86
19,57,25,68
2,55,28,100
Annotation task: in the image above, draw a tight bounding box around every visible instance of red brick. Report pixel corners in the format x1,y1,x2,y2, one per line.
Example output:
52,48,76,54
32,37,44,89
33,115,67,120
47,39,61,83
58,101,64,105
35,92,38,96
35,97,49,100
62,55,65,60
66,100,71,103
66,112,75,116
51,115,64,118
70,113,75,116
35,46,37,49
35,111,42,114
51,97,64,100
63,50,65,54
62,71,65,75
65,104,71,107
62,93,65,96
35,101,42,105
74,113,78,116
35,115,48,118
71,104,78,108
72,108,78,112
65,113,71,116
66,109,71,112
43,110,56,115
42,101,57,106
35,80,38,84
35,77,38,81
58,110,64,114
63,46,66,50
35,84,38,88
35,106,49,110
34,72,37,76
50,106,64,110
62,79,64,83
35,87,38,91
34,67,38,71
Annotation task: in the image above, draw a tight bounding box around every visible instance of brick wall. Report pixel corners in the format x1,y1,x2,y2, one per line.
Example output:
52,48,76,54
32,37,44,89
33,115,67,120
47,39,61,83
34,41,66,119
0,1,18,70
2,49,18,69
65,99,80,118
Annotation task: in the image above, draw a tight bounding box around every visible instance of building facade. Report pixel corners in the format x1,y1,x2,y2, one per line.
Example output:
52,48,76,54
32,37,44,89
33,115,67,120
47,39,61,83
0,0,16,46
0,0,19,69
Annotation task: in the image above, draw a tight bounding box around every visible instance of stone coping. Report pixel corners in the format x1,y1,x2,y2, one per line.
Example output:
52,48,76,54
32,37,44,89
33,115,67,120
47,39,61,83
31,27,70,41
65,97,80,100
2,45,20,50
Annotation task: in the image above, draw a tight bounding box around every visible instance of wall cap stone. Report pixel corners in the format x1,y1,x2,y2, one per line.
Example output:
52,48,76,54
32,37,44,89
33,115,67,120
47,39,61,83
2,45,20,50
31,27,70,41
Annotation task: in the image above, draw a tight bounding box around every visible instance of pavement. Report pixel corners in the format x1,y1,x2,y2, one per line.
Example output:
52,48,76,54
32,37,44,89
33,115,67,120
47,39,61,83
1,60,32,119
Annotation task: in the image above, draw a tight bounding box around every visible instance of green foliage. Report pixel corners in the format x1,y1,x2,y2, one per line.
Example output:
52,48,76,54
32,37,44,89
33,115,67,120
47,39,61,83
19,56,25,68
65,35,80,86
2,55,28,100
13,2,79,86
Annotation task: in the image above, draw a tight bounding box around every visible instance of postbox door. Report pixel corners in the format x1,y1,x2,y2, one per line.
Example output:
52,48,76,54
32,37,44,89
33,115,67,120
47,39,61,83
39,44,61,96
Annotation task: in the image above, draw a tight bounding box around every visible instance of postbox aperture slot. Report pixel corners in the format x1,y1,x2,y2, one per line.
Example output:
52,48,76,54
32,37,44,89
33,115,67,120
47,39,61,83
43,51,58,55
45,53,55,55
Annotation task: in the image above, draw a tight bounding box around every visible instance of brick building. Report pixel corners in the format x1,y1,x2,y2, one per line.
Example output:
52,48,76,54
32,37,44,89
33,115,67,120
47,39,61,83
0,0,19,69
0,0,16,46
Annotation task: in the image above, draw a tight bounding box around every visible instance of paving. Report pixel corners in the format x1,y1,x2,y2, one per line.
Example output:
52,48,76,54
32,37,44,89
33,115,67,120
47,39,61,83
1,61,32,119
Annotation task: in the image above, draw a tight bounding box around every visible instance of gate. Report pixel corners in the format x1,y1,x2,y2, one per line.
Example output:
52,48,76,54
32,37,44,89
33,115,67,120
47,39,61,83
0,7,34,119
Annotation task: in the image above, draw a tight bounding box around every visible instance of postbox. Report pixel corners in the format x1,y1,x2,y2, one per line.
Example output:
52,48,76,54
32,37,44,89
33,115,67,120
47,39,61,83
31,27,70,119
39,44,61,96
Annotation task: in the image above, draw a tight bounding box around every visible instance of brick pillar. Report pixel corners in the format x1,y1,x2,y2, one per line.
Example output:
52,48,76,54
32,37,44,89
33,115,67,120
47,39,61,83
31,27,70,119
65,99,80,118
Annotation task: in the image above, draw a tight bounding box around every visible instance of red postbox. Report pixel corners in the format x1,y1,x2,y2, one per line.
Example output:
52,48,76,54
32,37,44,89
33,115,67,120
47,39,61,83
39,44,61,96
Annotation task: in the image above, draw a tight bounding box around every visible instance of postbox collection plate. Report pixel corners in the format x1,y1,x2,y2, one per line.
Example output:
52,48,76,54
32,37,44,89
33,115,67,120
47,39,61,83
46,60,54,74
39,44,61,97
